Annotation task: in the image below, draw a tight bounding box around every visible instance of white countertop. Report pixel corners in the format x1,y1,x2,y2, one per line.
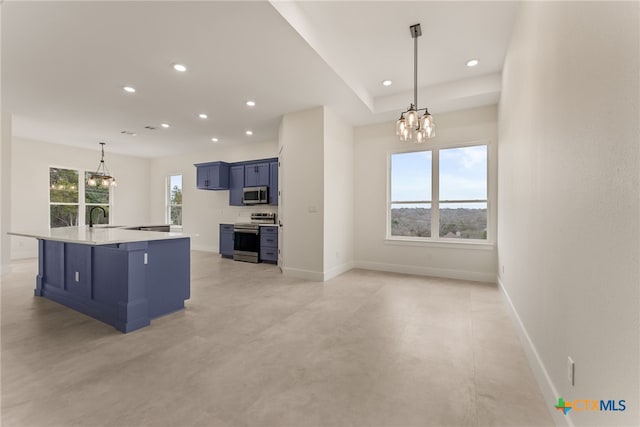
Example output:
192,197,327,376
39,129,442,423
8,226,189,246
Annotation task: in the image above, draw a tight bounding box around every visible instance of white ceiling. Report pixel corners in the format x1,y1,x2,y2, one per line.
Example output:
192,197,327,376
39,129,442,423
2,1,519,159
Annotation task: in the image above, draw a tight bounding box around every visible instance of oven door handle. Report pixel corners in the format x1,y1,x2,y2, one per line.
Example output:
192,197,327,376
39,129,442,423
234,230,259,235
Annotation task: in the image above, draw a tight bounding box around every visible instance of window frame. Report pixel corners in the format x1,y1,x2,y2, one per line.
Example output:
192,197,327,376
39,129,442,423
48,166,114,228
166,174,183,229
386,139,493,248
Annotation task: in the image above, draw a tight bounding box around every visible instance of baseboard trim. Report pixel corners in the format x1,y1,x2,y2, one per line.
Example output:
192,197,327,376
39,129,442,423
497,276,573,427
353,260,495,283
323,261,354,281
282,267,324,282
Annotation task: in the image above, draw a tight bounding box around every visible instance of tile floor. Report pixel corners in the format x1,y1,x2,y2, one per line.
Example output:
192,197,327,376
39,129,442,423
1,251,553,426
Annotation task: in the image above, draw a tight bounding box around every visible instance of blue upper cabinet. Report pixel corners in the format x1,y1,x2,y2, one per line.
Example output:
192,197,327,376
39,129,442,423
229,165,245,206
194,161,230,190
269,161,278,205
244,163,270,187
196,157,278,205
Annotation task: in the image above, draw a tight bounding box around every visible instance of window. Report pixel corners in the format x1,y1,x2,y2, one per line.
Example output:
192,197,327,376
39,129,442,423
390,151,432,237
85,172,110,226
49,167,112,228
167,175,182,226
389,144,488,241
50,168,79,228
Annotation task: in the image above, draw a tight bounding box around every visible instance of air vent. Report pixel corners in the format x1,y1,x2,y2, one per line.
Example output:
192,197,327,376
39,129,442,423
144,125,157,131
120,130,137,136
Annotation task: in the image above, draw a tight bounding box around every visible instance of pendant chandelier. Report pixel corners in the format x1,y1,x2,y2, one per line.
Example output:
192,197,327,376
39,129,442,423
87,142,117,187
395,23,435,143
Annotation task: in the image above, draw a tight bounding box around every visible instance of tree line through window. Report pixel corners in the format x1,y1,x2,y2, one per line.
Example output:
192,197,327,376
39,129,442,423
390,145,488,240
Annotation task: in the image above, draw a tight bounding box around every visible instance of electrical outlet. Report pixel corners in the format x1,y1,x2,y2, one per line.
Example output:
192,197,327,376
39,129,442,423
568,357,575,386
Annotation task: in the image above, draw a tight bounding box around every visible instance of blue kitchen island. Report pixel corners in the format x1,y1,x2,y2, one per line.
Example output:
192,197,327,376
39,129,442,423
9,226,190,333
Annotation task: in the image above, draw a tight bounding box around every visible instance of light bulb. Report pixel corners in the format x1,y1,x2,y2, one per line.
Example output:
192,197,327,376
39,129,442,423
419,112,432,130
88,178,97,186
395,118,406,136
111,179,117,187
416,129,424,143
102,179,109,187
406,110,418,128
426,126,435,139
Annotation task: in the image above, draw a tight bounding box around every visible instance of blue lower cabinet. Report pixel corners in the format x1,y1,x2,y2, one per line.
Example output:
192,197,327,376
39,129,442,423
35,238,190,333
220,224,234,258
259,226,278,264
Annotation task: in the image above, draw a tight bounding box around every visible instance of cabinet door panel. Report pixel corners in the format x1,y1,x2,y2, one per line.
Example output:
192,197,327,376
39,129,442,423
65,243,92,299
244,165,256,187
256,163,270,186
220,224,234,257
196,167,208,189
229,166,245,206
269,161,278,205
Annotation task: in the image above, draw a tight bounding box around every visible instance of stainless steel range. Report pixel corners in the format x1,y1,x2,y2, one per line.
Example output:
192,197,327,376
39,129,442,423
233,212,276,263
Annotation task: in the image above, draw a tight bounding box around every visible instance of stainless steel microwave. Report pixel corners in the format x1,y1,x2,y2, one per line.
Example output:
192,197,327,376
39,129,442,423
243,186,268,205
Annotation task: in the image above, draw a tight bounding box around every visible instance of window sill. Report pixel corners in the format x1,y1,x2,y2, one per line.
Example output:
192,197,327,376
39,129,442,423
384,237,495,251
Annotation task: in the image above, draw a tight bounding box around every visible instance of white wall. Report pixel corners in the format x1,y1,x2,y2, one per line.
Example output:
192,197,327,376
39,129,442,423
498,2,639,426
353,105,498,282
323,106,354,280
278,107,325,280
10,137,151,259
1,113,12,274
149,140,278,252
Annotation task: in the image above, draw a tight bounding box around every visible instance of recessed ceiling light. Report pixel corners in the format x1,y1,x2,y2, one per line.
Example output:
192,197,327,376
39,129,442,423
211,137,219,142
466,59,479,67
173,64,187,72
161,123,170,128
198,113,208,119
246,100,256,107
382,79,392,87
123,86,136,93
245,130,253,136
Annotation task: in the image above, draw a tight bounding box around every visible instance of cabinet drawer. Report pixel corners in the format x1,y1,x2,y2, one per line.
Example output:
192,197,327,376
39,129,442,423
220,224,234,232
260,247,277,263
260,235,278,248
260,226,278,235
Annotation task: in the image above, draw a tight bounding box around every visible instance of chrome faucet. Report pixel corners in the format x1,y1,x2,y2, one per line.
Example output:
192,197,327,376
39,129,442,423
89,206,107,228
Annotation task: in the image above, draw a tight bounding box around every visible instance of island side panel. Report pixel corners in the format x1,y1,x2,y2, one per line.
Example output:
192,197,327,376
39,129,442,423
146,238,190,319
40,240,65,294
93,242,151,333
